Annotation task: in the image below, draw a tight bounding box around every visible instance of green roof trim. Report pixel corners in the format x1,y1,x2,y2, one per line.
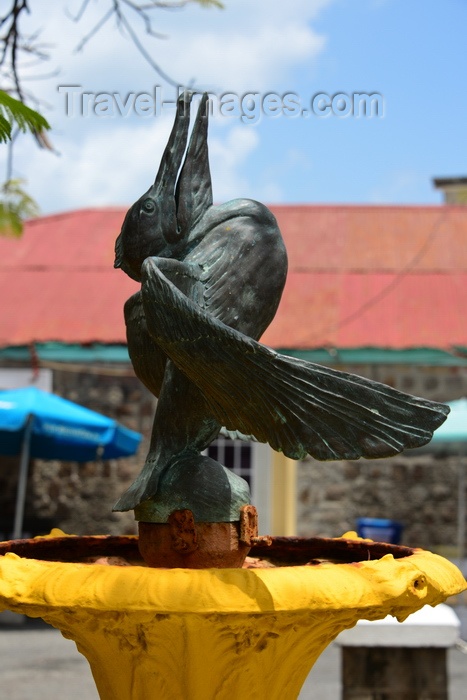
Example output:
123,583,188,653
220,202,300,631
0,343,130,363
0,343,466,366
278,347,467,366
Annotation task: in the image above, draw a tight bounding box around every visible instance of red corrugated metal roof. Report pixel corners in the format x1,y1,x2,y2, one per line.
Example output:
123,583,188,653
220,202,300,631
264,271,467,349
0,208,138,346
1,205,466,350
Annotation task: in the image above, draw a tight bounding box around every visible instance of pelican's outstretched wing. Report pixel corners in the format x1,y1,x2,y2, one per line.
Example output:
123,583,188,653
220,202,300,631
141,258,449,461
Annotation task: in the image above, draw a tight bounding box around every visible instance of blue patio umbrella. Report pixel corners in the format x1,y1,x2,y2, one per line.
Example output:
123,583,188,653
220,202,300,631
0,386,142,538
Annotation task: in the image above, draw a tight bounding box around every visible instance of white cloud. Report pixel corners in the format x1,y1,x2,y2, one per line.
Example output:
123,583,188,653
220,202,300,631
13,115,176,212
13,113,264,212
161,23,326,93
23,0,332,97
5,0,335,213
209,126,260,201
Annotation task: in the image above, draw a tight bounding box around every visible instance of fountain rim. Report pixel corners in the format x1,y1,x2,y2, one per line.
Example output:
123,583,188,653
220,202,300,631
0,532,416,565
0,533,465,620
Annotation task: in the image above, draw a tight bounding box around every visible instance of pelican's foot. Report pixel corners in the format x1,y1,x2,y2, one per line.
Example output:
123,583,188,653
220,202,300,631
134,452,250,524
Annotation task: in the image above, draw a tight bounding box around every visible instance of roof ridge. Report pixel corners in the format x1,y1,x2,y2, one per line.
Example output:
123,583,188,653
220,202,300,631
268,203,447,211
25,207,128,226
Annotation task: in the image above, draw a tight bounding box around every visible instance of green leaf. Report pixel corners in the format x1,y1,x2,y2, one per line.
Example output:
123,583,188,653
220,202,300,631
0,113,12,143
0,179,41,237
194,0,224,7
0,91,50,142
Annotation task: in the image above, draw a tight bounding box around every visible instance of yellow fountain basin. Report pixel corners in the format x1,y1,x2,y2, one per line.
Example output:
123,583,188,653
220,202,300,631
0,538,465,699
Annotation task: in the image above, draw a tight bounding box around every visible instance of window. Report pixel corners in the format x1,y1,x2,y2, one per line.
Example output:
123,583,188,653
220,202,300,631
206,436,253,487
205,437,272,534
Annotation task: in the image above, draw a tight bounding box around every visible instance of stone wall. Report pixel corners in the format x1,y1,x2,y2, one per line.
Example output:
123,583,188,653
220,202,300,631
295,362,467,550
297,454,463,549
337,362,467,403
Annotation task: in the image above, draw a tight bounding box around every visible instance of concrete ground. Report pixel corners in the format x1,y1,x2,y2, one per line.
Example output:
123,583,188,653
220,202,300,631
0,613,466,699
0,617,98,700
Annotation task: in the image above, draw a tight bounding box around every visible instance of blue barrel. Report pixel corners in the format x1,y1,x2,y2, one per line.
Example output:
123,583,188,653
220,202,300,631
356,517,403,544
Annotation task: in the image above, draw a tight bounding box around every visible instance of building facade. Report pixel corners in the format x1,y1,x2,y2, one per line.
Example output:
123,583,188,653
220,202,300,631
1,203,466,550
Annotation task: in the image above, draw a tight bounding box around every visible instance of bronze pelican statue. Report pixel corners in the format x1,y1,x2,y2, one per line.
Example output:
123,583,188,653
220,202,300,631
113,92,448,521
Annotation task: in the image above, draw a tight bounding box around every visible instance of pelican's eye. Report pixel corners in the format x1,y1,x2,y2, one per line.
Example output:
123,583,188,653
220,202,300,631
142,199,156,214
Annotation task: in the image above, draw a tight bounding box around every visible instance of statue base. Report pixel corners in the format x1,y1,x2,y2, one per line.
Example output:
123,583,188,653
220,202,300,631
137,505,263,568
138,520,250,568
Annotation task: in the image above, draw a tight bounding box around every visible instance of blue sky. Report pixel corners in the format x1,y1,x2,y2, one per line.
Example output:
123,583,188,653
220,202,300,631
5,0,467,213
